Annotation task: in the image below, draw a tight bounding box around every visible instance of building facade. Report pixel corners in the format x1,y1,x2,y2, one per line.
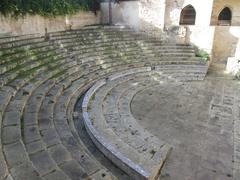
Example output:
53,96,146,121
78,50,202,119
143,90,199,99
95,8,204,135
101,0,240,68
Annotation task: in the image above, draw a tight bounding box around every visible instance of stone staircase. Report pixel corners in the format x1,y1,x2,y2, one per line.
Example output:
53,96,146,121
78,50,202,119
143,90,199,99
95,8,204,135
0,26,208,180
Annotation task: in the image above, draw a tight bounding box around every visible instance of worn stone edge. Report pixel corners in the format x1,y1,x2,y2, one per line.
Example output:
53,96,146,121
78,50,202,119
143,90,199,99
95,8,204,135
82,68,152,180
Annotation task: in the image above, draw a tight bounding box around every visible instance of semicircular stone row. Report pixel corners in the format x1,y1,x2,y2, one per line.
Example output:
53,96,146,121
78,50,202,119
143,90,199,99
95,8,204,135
0,26,208,180
81,65,208,180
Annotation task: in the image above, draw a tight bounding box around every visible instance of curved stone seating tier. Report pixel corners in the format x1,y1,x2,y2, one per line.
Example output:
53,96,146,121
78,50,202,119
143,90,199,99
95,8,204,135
2,49,63,67
81,65,208,179
0,28,206,88
0,41,52,63
2,65,153,179
0,65,163,179
0,26,208,180
0,34,42,47
0,40,71,87
50,31,196,57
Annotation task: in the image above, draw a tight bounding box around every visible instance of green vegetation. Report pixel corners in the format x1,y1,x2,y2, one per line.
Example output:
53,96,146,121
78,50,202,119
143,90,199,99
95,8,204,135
0,0,100,17
193,46,209,61
196,50,209,61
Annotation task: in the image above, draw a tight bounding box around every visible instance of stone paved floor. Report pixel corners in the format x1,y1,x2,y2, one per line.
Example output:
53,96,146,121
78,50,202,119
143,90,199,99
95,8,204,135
131,65,240,180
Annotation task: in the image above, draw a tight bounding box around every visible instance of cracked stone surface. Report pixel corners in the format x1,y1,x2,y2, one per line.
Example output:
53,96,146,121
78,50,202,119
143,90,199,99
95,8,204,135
131,75,240,180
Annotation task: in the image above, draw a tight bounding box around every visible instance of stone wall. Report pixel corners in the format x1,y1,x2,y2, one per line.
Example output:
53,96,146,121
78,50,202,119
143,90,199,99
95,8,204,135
100,0,240,62
213,26,240,62
0,11,100,36
162,0,240,60
101,1,140,29
100,0,166,31
163,0,215,54
164,0,214,27
139,0,166,31
210,0,240,62
211,0,240,26
211,0,240,62
100,0,216,54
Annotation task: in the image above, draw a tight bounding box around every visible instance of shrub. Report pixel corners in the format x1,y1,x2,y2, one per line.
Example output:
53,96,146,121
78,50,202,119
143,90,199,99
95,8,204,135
196,50,209,61
0,0,100,17
193,46,209,61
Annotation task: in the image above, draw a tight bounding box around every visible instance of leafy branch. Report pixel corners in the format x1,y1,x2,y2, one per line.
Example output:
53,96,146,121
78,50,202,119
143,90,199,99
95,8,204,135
0,0,100,17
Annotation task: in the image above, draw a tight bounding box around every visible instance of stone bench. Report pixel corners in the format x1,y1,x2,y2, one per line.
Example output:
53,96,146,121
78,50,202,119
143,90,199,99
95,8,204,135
16,57,156,177
0,37,45,50
0,47,58,74
0,25,209,179
1,67,111,179
82,68,173,180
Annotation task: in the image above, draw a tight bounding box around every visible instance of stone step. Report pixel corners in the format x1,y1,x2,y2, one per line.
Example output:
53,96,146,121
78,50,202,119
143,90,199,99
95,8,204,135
0,41,52,63
0,50,202,83
53,87,109,178
50,30,192,48
55,35,194,49
0,52,73,87
3,142,43,180
67,50,196,63
58,45,196,61
37,71,132,179
0,42,202,86
74,95,130,180
2,63,82,179
48,61,206,92
97,73,168,150
79,56,205,67
82,70,172,180
0,86,16,179
0,36,45,50
0,34,42,45
2,58,83,146
138,44,195,51
65,43,195,56
53,36,194,52
20,59,147,179
49,28,134,38
0,25,209,180
0,50,57,75
23,81,78,178
50,30,143,40
0,50,205,88
80,61,208,177
54,38,144,49
50,32,138,41
2,81,44,180
0,45,58,67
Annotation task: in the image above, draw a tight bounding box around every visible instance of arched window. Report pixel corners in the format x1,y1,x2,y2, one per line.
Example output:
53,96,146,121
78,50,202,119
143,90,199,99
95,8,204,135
179,5,196,25
218,7,232,26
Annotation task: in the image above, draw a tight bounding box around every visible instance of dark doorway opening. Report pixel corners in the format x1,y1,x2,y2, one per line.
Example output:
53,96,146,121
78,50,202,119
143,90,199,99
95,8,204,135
218,7,232,26
180,5,196,25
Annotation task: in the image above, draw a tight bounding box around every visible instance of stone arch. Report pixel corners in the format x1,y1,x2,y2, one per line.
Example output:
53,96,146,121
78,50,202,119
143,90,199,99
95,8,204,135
179,5,196,25
218,7,232,26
